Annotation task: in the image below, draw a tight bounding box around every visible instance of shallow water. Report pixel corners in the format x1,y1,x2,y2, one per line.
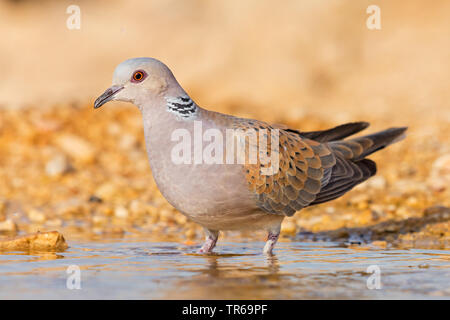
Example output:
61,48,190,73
0,239,449,299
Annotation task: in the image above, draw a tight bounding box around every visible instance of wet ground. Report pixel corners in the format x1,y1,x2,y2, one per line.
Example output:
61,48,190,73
0,238,448,299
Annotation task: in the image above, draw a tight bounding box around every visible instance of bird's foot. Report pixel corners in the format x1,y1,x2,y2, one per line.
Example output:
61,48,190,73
263,231,280,255
197,229,219,254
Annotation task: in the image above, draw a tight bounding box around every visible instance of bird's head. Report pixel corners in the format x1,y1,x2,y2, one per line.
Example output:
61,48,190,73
94,57,180,109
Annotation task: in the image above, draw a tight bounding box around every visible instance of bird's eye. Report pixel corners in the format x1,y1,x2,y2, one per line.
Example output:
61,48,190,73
131,70,147,83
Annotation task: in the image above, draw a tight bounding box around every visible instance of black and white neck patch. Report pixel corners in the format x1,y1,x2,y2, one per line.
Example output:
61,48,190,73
165,95,197,118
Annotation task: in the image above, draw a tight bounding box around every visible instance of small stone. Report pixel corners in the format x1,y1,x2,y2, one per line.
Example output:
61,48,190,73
95,183,119,200
371,240,387,248
107,123,122,135
54,134,96,163
0,219,18,233
27,209,46,223
347,234,363,245
0,231,68,251
57,202,85,217
129,200,146,216
351,193,369,204
92,215,108,226
175,213,188,225
370,205,385,221
281,219,297,235
45,154,71,177
428,154,450,191
88,195,103,203
185,228,197,239
119,133,138,150
395,207,411,219
159,209,174,222
325,206,335,214
114,206,129,219
367,176,387,190
405,196,419,207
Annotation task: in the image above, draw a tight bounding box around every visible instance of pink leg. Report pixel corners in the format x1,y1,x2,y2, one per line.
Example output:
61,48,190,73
197,229,219,254
263,229,280,255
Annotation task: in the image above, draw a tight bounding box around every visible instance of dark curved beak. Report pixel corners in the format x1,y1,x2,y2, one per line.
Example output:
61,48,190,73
94,85,124,109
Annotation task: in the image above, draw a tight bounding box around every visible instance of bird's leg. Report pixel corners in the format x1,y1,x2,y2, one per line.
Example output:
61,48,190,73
263,227,281,255
197,229,219,254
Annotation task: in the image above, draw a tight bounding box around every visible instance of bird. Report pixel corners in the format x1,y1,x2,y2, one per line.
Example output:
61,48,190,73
94,57,407,255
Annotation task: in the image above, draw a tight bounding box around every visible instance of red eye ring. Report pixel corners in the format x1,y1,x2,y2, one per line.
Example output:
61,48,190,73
131,70,147,82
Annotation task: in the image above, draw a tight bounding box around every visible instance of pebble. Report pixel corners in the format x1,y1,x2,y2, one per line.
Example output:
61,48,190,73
57,202,85,217
371,240,387,248
92,215,108,226
95,183,119,200
175,213,188,225
114,206,129,219
428,154,450,192
349,194,369,207
88,195,103,203
0,231,68,251
159,209,174,222
395,207,411,219
27,209,46,223
367,176,387,190
129,200,146,217
54,134,96,163
0,219,18,233
45,154,70,177
119,133,138,150
281,219,297,235
185,228,197,239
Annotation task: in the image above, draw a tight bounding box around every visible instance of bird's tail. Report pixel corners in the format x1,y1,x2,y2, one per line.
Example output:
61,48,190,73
329,127,407,161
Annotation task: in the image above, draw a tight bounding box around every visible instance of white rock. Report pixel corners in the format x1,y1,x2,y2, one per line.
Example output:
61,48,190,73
45,154,70,177
114,206,129,219
367,176,387,190
0,219,17,232
54,134,96,163
27,209,46,223
428,154,450,191
119,133,138,150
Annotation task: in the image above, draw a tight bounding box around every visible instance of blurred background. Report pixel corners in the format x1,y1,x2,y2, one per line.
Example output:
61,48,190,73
1,0,449,120
0,0,449,246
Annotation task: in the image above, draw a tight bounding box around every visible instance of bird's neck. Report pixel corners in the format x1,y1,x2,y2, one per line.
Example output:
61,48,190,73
139,93,204,154
165,95,198,118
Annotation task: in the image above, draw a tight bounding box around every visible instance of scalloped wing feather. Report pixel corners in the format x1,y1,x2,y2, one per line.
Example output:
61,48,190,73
232,119,336,217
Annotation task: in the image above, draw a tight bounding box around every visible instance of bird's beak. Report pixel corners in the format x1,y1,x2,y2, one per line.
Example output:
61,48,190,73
94,85,124,109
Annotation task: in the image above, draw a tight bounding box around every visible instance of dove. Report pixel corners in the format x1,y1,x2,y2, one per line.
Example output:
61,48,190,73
94,57,407,254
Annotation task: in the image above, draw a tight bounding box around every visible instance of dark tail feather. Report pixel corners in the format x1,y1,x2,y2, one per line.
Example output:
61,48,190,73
295,122,369,142
309,126,406,207
310,158,376,206
329,127,407,161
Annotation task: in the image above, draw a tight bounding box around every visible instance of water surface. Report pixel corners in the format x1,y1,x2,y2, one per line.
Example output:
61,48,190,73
0,240,448,299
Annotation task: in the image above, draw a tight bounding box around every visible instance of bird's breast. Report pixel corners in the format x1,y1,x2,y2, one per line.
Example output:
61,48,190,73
142,118,260,226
